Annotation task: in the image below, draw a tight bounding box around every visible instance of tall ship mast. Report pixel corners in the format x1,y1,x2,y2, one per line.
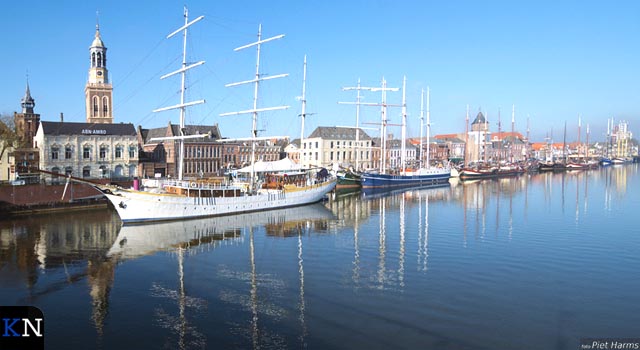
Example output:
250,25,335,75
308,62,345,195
220,24,290,192
149,7,207,180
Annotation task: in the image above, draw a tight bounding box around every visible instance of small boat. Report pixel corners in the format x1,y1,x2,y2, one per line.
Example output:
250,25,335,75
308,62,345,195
335,168,362,189
611,157,626,165
599,158,612,167
565,162,589,171
459,166,498,180
495,163,525,177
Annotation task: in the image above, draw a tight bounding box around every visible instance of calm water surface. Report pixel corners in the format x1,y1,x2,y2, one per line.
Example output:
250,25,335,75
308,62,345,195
1,164,639,349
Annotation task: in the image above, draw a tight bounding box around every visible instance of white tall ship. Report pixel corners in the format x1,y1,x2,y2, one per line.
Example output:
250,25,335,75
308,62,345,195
95,8,336,224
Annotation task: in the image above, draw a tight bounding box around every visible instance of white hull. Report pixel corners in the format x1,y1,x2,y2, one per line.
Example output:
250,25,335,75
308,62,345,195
108,203,335,259
98,178,336,224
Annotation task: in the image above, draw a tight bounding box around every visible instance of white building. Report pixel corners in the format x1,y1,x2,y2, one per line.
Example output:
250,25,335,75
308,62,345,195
302,127,373,170
0,138,11,181
467,111,491,164
387,138,418,170
284,139,301,164
34,121,138,182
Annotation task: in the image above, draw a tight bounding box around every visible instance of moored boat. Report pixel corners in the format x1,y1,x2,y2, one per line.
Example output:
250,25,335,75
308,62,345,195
361,82,451,189
611,157,626,164
336,168,362,189
361,168,451,189
94,9,336,224
599,158,612,166
459,167,498,180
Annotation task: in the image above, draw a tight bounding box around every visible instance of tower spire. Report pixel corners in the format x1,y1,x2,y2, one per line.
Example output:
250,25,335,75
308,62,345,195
85,15,113,124
21,74,35,113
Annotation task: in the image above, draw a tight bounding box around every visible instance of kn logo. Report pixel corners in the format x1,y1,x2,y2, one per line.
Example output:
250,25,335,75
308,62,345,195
0,306,44,349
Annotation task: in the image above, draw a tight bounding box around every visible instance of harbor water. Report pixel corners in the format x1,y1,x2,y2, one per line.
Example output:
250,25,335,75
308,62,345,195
1,164,639,349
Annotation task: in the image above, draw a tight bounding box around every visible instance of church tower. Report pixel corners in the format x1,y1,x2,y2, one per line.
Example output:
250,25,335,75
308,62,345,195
14,80,40,147
85,23,113,124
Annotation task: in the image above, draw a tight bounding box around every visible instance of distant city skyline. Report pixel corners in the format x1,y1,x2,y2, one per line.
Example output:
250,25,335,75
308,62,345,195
1,1,638,143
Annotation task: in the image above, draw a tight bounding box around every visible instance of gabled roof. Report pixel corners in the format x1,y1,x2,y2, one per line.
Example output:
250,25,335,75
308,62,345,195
40,121,136,136
171,124,222,141
471,111,486,125
491,131,525,141
387,139,416,149
432,134,465,143
434,133,460,139
144,127,167,142
531,142,566,151
142,123,222,144
308,126,372,141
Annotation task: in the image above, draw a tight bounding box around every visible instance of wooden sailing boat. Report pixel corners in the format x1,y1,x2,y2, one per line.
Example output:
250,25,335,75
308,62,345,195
93,9,336,224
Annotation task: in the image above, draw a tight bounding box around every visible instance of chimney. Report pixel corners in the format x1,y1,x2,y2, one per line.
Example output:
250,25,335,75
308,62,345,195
60,112,64,122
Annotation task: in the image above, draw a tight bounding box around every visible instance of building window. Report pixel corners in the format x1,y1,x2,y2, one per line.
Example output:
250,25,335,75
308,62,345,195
115,145,123,159
100,146,107,159
93,97,99,115
83,146,91,159
129,145,136,158
330,141,334,148
83,166,91,178
65,146,72,159
315,142,318,148
99,165,107,178
65,167,73,176
51,146,59,160
102,97,109,114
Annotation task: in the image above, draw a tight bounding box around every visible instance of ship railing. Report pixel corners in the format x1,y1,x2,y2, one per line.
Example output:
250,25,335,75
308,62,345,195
162,179,243,191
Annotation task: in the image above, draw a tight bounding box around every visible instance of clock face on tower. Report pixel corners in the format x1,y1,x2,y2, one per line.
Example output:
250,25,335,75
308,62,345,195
97,71,103,76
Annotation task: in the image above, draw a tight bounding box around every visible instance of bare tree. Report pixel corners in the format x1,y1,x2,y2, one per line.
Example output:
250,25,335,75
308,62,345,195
0,113,20,160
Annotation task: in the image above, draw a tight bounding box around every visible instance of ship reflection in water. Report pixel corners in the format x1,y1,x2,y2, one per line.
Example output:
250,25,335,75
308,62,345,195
1,164,639,349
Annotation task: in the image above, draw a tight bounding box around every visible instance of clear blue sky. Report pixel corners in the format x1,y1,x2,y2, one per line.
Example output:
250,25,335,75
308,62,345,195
1,0,638,143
